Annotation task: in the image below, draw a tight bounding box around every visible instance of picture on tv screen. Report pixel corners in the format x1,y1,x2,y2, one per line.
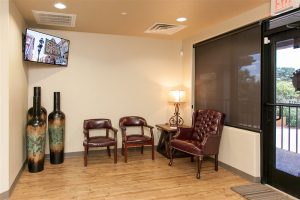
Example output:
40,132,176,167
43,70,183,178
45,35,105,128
24,29,70,66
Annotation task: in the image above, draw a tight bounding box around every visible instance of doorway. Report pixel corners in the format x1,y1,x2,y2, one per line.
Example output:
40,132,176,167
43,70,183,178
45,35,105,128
262,27,300,198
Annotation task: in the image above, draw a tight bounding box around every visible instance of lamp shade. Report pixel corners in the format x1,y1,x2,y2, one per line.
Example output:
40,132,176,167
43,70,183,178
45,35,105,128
168,90,186,103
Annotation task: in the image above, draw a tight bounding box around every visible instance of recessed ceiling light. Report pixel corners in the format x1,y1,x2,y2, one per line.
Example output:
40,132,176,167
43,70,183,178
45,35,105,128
176,17,187,22
121,12,128,15
54,3,66,9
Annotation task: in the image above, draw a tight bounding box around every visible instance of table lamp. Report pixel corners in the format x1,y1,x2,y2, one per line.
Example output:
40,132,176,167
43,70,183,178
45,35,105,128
168,90,186,127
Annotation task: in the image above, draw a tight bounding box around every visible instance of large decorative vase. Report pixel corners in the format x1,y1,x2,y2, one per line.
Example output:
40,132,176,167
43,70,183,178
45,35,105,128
27,87,47,121
26,96,46,173
48,92,65,164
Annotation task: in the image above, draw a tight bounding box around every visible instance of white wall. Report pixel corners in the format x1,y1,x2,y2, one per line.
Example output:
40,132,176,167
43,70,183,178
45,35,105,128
0,0,28,194
220,127,261,177
182,3,270,178
0,0,10,194
28,30,182,153
8,2,28,187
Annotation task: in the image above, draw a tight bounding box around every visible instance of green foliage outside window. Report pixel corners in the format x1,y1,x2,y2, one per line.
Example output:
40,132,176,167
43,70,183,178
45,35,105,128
276,67,300,127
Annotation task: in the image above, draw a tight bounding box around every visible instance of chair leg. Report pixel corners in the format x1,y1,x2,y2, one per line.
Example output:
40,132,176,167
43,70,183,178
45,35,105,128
122,143,124,156
84,146,88,167
87,147,89,155
107,146,111,157
124,144,128,163
191,156,194,162
141,145,144,154
114,143,117,164
168,146,173,166
152,141,155,160
197,156,203,179
215,154,218,171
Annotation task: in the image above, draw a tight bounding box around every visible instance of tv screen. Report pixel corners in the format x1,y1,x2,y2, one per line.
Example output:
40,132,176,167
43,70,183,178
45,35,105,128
24,29,70,66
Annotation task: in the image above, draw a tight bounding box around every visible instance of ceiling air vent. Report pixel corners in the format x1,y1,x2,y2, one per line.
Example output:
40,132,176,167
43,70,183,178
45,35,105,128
145,23,186,35
32,10,76,27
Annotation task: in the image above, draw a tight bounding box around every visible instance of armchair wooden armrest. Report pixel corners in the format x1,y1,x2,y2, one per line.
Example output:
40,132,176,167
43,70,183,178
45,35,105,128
110,127,118,132
120,126,127,141
110,127,118,139
144,125,154,138
145,124,154,129
83,129,89,140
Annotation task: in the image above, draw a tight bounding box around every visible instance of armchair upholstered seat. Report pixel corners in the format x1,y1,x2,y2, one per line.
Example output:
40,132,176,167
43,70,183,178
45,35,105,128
83,137,116,147
169,109,225,179
83,119,118,166
119,116,155,163
126,135,152,143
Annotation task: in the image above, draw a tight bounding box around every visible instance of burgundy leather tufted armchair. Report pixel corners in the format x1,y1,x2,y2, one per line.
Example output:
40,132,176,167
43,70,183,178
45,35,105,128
119,116,155,163
169,109,225,179
83,119,118,166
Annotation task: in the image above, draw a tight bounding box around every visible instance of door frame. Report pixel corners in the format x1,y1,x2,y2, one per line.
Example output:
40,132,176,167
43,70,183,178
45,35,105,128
261,21,300,198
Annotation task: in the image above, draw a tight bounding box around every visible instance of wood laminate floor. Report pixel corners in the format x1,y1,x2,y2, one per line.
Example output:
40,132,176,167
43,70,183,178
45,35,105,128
10,149,249,200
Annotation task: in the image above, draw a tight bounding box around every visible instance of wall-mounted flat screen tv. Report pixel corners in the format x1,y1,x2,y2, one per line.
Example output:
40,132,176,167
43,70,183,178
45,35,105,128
24,29,70,66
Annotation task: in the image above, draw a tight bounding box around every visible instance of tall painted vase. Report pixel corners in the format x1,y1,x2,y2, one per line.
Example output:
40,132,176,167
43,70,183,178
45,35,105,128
27,87,47,121
26,96,46,173
48,92,65,164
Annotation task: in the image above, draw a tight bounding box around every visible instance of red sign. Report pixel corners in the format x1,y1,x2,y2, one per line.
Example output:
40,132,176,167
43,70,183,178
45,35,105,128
275,0,293,11
271,0,300,15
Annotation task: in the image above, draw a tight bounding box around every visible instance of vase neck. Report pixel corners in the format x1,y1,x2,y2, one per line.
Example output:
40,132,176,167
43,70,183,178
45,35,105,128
54,92,60,111
33,87,41,97
33,96,41,118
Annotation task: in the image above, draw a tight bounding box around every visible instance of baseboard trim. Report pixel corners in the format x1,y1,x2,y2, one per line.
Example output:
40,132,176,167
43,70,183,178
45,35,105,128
45,151,84,159
45,146,154,159
0,160,27,200
219,160,261,183
207,157,260,183
0,190,9,200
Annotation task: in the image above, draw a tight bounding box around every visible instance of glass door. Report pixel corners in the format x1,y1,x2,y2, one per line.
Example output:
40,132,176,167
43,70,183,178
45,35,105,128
263,29,300,198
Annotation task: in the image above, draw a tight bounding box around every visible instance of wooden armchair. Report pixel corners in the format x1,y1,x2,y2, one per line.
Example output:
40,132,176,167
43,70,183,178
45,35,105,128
83,119,118,166
169,109,225,179
119,116,155,163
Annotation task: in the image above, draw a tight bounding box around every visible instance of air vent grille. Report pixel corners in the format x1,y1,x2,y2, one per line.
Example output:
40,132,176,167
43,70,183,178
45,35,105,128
145,23,186,35
32,10,76,27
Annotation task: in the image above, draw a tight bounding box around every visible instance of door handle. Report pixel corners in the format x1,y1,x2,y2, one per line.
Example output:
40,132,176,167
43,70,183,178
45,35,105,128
276,106,282,121
265,103,281,121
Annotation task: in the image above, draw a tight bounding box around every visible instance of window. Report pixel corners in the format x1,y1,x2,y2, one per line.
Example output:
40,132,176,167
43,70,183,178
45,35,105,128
194,24,261,131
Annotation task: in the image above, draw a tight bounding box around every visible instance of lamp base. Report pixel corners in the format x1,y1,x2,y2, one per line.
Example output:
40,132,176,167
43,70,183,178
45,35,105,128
169,115,184,127
169,102,184,127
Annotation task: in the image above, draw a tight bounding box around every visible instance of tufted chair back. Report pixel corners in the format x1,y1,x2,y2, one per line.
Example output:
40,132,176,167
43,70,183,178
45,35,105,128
192,109,225,141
